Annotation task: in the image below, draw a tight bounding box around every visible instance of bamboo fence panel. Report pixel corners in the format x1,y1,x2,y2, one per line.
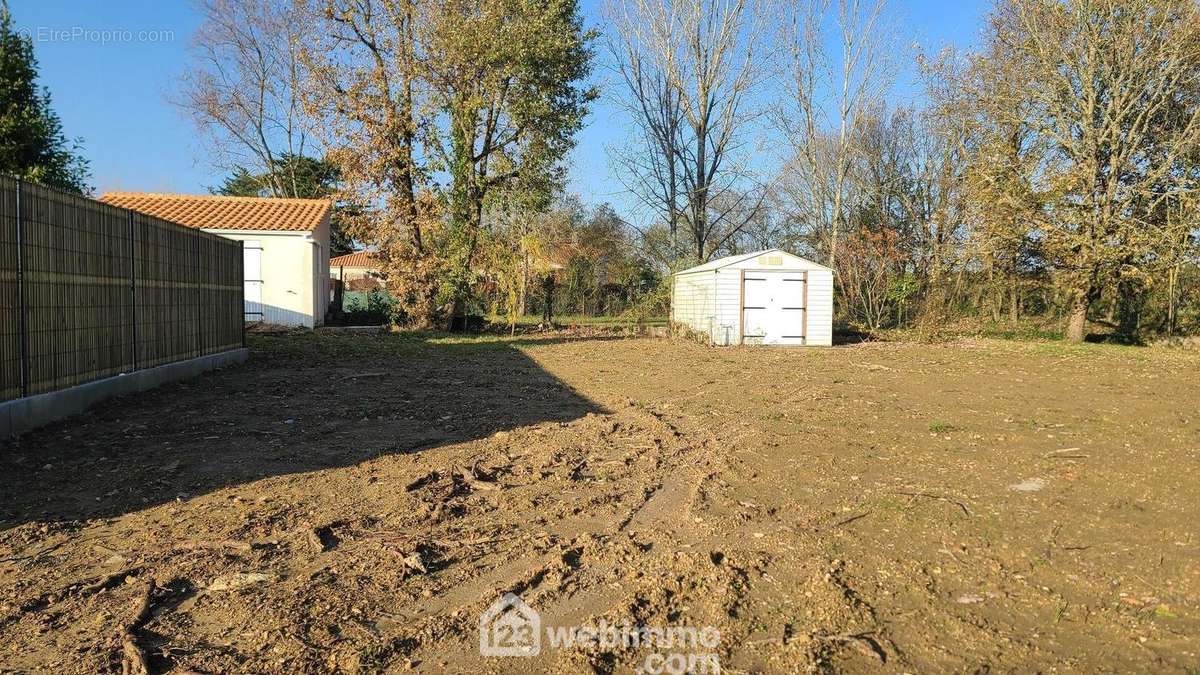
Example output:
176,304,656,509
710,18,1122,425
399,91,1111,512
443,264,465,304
0,176,19,401
1,177,243,402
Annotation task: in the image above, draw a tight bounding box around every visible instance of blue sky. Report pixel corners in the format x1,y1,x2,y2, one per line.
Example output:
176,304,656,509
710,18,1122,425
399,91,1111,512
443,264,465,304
10,0,989,213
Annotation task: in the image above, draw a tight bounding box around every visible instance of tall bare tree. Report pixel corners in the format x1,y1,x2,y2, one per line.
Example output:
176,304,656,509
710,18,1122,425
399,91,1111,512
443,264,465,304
605,28,685,248
178,0,314,197
902,50,973,321
776,0,893,270
607,0,773,264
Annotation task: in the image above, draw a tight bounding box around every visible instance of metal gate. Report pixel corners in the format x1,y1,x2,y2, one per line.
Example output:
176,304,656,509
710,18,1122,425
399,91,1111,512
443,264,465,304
741,270,808,345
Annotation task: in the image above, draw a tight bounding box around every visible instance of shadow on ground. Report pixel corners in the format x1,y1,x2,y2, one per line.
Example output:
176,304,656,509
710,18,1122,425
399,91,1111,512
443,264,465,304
0,333,614,528
832,328,875,346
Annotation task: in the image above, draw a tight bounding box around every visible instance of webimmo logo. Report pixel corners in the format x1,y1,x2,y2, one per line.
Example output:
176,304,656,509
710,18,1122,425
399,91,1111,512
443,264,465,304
479,592,541,657
479,592,722,672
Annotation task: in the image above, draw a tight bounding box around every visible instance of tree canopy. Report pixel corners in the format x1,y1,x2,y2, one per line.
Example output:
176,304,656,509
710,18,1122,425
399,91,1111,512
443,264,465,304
173,0,1200,339
0,6,89,193
212,154,353,254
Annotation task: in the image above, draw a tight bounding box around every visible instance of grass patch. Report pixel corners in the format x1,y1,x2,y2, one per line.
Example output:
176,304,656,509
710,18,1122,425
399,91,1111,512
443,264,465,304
1154,604,1179,620
1030,340,1150,361
250,330,538,363
978,324,1064,341
928,420,956,434
496,314,668,328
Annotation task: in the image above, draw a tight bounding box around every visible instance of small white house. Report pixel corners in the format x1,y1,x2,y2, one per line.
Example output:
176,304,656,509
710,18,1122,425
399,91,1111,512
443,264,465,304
672,249,834,346
100,192,332,327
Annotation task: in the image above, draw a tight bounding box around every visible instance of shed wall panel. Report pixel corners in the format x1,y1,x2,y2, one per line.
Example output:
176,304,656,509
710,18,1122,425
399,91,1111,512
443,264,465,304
712,270,742,345
805,270,834,346
671,273,716,338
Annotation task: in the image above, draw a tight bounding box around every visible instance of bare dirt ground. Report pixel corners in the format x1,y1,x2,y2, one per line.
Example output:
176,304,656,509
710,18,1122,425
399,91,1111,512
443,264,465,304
1,331,1198,673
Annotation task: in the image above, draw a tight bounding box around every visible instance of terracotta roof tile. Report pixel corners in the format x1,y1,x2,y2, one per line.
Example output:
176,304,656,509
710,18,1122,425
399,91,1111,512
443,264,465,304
98,192,331,233
329,251,380,268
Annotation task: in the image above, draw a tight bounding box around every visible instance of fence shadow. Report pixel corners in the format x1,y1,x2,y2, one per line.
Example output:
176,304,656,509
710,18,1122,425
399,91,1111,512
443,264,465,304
0,334,609,528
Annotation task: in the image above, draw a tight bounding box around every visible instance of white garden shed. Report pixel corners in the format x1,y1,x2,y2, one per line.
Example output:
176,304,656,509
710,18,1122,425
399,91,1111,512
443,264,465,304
671,249,834,346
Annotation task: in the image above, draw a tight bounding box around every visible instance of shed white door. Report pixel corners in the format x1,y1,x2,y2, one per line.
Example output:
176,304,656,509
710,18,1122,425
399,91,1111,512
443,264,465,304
742,271,807,345
244,241,264,322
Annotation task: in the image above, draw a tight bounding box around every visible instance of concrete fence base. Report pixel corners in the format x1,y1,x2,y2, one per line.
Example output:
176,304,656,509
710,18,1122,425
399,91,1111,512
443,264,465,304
1,348,249,438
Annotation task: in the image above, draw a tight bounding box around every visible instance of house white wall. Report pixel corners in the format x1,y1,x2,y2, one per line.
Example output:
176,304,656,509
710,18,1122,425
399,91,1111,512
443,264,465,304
311,217,330,323
208,220,330,328
331,266,364,281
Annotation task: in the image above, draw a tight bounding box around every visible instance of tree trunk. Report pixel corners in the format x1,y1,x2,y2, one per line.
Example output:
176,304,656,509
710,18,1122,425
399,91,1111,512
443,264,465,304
1065,295,1090,342
519,250,529,316
398,2,421,251
449,298,467,332
1008,271,1019,323
1116,277,1144,340
1166,264,1179,336
686,100,711,264
986,260,1001,322
1064,259,1099,342
830,187,842,271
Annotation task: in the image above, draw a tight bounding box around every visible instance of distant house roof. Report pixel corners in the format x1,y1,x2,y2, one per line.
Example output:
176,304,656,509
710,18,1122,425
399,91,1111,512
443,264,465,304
329,251,380,268
98,192,331,233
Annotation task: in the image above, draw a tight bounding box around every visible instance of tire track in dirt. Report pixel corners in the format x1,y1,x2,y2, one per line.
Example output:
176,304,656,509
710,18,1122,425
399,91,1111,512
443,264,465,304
622,394,906,673
253,400,738,673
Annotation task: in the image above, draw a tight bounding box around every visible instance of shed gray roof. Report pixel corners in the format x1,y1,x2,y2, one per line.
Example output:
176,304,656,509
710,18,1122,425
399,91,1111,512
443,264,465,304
674,248,833,275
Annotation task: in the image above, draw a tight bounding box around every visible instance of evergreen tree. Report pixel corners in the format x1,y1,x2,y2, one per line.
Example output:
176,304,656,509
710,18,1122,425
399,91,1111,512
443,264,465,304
212,154,353,254
0,5,89,193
